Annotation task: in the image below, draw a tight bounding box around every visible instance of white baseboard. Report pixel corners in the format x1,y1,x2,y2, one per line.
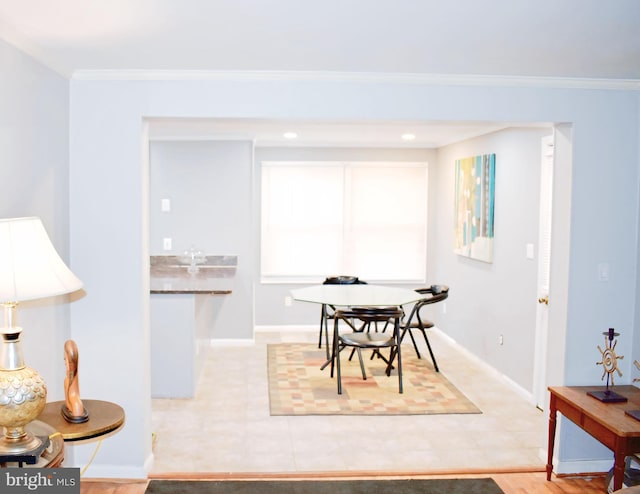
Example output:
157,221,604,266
77,463,149,479
432,328,536,404
209,338,255,347
255,324,316,332
555,458,613,476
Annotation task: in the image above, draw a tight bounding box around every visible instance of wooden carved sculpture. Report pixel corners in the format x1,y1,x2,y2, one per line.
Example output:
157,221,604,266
588,328,627,403
596,328,624,385
61,339,89,423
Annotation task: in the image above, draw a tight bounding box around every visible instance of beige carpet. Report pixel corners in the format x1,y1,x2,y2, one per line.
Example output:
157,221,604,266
268,343,481,416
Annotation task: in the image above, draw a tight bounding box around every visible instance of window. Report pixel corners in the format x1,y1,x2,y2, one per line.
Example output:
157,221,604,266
261,161,428,283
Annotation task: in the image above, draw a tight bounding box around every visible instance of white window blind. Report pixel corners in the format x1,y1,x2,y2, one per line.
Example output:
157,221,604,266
261,161,428,283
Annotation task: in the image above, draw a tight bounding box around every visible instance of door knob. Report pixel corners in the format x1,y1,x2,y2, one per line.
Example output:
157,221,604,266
538,296,549,305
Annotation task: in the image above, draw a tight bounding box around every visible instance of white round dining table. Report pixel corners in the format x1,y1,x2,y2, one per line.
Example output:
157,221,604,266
291,284,423,307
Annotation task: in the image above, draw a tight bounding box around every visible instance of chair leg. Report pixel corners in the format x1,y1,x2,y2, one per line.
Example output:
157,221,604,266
318,306,324,349
397,340,403,394
385,319,403,393
318,305,332,359
379,320,391,333
399,327,421,359
385,348,396,376
336,341,343,395
420,329,439,372
329,317,338,377
396,319,403,393
407,329,422,359
323,314,330,359
371,348,392,367
356,348,366,380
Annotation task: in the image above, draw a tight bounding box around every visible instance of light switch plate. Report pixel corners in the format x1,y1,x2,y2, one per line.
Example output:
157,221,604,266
598,262,610,282
526,243,535,259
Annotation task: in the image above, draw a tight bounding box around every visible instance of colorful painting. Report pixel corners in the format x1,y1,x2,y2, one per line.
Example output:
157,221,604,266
454,154,496,263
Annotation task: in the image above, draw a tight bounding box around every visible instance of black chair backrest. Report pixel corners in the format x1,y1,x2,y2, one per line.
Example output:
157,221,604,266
336,306,402,323
323,276,367,285
414,285,449,307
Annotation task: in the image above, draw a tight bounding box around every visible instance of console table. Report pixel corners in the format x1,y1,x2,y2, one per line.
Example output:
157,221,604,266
547,385,640,492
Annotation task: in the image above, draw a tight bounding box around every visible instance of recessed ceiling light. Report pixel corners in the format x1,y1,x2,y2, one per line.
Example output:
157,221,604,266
401,133,416,141
283,132,298,139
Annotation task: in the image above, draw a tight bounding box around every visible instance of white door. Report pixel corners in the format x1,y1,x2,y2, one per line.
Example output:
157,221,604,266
533,134,554,410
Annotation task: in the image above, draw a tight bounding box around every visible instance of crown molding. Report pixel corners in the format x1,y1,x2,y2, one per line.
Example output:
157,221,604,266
71,69,640,90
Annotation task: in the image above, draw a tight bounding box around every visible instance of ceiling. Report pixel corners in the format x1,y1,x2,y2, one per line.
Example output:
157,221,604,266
1,0,638,79
147,118,538,148
0,0,636,147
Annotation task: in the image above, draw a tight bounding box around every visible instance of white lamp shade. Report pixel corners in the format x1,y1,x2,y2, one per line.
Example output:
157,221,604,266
0,217,83,302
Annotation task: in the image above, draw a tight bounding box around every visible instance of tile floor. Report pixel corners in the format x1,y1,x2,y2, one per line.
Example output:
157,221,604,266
150,328,546,474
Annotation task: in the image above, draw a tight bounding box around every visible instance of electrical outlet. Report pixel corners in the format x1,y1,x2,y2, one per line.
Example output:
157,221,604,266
598,262,610,282
163,237,172,250
284,296,292,307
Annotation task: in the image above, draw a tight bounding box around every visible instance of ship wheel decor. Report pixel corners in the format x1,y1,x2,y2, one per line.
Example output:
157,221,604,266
625,360,640,421
587,328,628,403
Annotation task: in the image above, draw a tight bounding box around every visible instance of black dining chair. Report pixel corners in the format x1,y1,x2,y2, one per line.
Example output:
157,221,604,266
331,306,404,394
318,275,367,359
399,285,449,372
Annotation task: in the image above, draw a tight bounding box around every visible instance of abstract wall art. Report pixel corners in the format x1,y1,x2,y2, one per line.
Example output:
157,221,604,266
454,153,496,263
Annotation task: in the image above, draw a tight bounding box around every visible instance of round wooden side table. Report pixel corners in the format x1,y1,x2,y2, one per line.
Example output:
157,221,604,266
38,399,125,442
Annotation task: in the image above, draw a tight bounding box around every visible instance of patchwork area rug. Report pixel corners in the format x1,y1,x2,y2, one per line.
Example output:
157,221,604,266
267,343,481,415
145,478,504,494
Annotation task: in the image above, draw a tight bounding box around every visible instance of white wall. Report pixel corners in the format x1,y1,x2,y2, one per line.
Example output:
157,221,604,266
0,39,71,400
431,127,551,392
149,140,254,339
67,74,639,477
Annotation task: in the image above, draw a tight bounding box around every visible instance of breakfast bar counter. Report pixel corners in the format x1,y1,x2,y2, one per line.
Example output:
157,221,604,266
150,255,236,398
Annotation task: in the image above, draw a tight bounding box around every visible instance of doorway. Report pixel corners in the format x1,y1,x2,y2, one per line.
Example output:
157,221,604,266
533,133,554,409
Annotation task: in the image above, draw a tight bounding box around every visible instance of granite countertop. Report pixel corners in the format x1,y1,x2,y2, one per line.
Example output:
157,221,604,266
150,284,232,295
150,255,236,294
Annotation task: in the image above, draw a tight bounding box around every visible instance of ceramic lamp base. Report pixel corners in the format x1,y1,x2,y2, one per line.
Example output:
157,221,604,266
0,433,49,462
0,332,48,456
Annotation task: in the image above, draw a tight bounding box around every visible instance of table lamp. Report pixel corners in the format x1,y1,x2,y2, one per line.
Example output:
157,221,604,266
0,217,83,457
